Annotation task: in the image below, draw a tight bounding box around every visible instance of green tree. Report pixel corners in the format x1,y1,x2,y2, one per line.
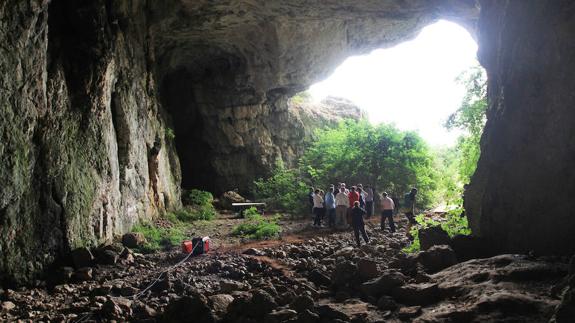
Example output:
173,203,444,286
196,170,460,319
445,65,488,182
299,120,437,208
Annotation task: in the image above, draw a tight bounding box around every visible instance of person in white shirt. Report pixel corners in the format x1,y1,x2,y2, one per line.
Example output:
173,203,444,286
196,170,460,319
380,192,396,233
335,188,349,228
312,189,324,226
339,183,349,195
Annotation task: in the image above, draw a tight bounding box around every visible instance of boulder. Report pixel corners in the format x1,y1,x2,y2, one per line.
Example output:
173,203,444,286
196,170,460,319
162,294,215,323
308,269,331,287
361,270,407,298
315,304,350,321
101,299,123,319
249,290,278,317
73,267,93,282
265,309,298,322
290,295,315,313
357,259,380,281
295,309,320,323
133,302,157,319
398,306,421,320
376,296,398,311
219,191,246,209
97,250,119,265
122,233,147,248
416,245,458,273
448,234,492,261
1,301,16,312
71,247,94,268
209,294,234,316
391,283,441,306
220,280,249,293
419,226,450,250
332,261,358,287
52,266,74,284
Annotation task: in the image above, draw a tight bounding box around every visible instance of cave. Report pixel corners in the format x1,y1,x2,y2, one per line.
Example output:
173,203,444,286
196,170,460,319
1,0,575,299
160,68,218,193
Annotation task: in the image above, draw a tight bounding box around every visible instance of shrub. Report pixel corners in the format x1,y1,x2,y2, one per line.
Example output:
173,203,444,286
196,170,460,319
178,189,217,222
132,222,187,253
182,189,214,206
253,161,309,215
232,208,281,239
170,205,216,222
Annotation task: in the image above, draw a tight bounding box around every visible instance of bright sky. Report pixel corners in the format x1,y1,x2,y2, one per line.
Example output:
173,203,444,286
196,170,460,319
308,20,479,147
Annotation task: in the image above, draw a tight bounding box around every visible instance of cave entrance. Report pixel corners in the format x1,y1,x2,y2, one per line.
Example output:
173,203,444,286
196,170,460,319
309,20,481,148
160,69,217,193
305,20,485,205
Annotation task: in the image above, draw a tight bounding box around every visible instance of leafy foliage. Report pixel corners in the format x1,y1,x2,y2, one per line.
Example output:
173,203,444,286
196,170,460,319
166,127,176,140
232,207,282,239
132,222,187,253
178,189,217,221
300,120,438,208
253,160,309,214
403,207,471,253
445,65,488,182
183,189,214,206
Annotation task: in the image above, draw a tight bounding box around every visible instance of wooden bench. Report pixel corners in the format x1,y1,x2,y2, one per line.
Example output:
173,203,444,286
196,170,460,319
231,202,266,217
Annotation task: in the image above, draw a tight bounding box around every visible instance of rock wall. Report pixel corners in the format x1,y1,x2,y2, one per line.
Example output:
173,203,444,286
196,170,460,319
161,71,366,195
465,0,575,255
0,0,181,285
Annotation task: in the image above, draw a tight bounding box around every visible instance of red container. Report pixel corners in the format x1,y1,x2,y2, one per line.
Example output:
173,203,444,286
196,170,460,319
202,237,210,254
182,240,193,254
182,237,210,255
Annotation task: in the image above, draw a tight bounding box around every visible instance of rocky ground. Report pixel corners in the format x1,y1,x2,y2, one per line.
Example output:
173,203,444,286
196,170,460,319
0,215,573,322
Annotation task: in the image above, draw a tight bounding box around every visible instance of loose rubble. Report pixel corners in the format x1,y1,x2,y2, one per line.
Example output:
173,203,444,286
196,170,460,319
0,218,571,322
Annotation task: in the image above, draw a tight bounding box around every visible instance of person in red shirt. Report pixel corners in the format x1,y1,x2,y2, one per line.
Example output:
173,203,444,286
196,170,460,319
346,186,360,227
348,186,360,206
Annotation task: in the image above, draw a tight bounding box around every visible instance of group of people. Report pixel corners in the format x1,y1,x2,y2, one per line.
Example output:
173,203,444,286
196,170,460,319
309,184,418,247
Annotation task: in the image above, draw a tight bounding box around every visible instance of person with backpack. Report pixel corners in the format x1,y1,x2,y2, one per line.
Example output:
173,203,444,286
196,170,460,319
380,192,396,233
402,188,418,236
312,189,324,227
351,201,369,247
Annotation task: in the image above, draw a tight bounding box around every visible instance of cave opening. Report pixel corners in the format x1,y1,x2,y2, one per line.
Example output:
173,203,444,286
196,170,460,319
160,69,217,194
309,20,481,148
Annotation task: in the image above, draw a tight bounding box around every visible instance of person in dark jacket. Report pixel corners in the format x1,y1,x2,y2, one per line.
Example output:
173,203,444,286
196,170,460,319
351,201,369,247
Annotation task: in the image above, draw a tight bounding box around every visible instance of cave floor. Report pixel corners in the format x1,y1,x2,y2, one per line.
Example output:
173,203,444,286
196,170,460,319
0,214,569,322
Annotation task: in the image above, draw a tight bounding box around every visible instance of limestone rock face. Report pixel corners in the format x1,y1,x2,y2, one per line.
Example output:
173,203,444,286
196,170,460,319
465,1,575,254
0,0,181,284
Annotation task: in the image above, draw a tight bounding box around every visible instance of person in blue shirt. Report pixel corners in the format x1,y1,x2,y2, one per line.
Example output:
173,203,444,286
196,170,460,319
324,187,336,228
